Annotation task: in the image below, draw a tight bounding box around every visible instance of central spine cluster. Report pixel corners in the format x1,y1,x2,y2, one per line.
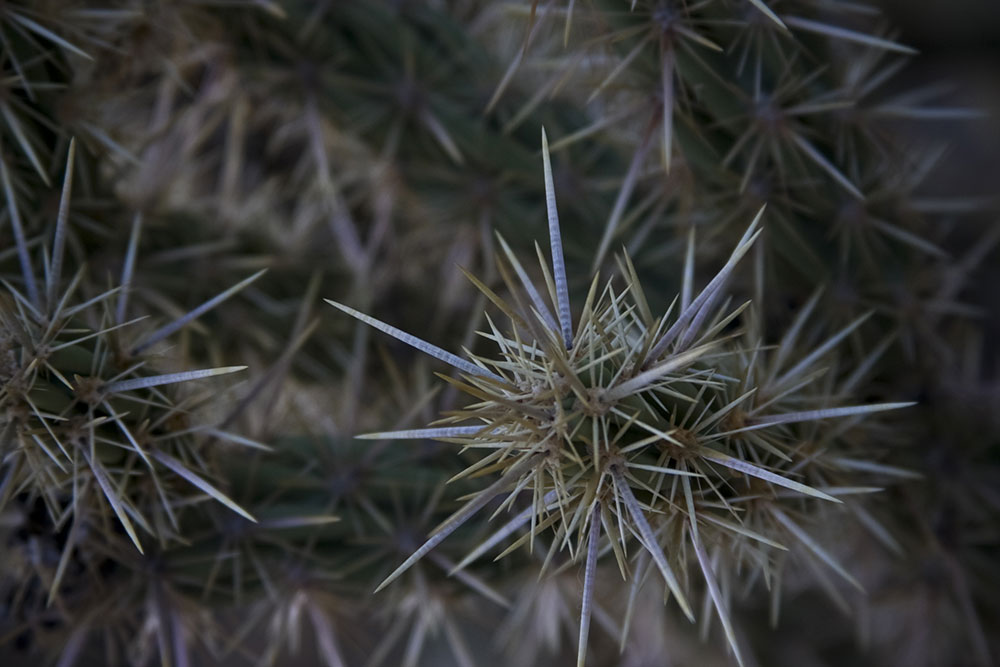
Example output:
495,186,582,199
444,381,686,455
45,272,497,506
329,129,912,667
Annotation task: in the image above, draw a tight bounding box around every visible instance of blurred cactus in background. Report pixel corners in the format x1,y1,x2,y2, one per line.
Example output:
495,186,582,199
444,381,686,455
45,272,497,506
1,1,997,666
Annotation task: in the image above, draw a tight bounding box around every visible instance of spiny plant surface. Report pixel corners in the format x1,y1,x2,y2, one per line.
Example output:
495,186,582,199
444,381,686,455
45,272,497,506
329,130,914,666
486,0,982,314
1,1,996,665
0,142,266,607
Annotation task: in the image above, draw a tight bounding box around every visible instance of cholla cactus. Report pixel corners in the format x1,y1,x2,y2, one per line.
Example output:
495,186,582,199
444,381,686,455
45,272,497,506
2,1,993,665
0,144,262,569
329,130,913,665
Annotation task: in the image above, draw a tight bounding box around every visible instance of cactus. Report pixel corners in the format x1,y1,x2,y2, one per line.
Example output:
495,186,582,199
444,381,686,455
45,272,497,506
1,1,997,666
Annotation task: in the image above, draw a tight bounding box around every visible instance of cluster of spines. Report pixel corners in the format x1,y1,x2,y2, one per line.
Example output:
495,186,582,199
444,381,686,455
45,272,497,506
0,141,284,661
329,131,915,666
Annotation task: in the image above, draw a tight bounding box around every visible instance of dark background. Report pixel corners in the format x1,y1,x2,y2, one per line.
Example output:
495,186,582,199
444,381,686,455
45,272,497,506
881,0,1000,194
